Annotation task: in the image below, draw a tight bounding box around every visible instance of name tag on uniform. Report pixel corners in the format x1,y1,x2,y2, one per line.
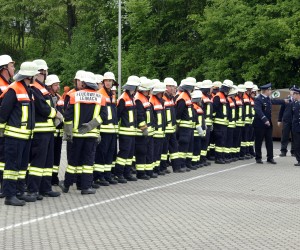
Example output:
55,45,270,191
75,92,102,104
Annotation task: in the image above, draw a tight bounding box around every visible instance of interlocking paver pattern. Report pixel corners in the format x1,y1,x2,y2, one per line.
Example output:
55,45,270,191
1,142,300,249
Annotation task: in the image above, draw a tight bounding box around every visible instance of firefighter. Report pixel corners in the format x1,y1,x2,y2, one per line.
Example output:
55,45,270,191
225,85,238,162
94,72,118,186
207,81,222,160
241,81,254,159
161,77,183,173
191,89,206,168
26,60,62,200
134,78,154,179
0,55,15,199
199,80,214,166
45,75,64,185
59,72,106,194
176,78,196,171
63,70,85,189
150,81,167,175
64,70,85,110
114,76,140,183
234,85,246,160
95,74,104,90
0,62,38,206
249,84,257,157
213,80,232,164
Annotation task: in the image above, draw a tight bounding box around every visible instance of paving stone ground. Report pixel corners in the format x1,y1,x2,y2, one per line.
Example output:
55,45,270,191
1,141,300,249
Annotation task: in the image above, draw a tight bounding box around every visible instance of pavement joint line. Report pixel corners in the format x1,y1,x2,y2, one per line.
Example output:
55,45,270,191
0,157,278,233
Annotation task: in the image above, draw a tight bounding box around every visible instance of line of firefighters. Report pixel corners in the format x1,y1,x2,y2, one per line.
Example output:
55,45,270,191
0,55,258,206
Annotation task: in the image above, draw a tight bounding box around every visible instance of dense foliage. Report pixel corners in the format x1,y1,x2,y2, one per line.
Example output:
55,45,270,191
0,0,299,88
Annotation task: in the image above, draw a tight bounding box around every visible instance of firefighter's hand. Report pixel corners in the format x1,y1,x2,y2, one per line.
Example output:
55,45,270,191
54,117,62,127
142,128,148,137
265,121,271,127
196,125,203,135
0,128,4,137
96,135,101,144
63,123,73,142
55,111,63,121
78,118,101,134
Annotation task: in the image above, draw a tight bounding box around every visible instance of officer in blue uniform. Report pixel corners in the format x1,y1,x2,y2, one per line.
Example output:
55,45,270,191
278,85,298,157
291,87,300,166
253,83,285,164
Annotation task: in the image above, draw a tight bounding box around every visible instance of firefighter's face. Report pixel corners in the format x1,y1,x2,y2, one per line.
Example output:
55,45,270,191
51,83,60,93
104,80,113,89
7,62,15,77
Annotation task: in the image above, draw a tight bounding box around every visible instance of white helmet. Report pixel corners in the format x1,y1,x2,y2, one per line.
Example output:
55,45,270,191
81,72,96,84
33,59,48,70
13,61,39,81
195,82,202,88
94,74,104,84
164,77,177,87
244,81,254,89
45,74,60,86
228,85,238,96
0,55,14,67
180,78,196,87
222,79,234,88
191,89,203,99
252,84,259,92
152,82,166,95
185,77,197,86
139,78,154,91
103,72,116,81
201,80,213,88
125,75,140,86
213,81,222,88
74,70,85,81
139,76,148,82
81,72,98,90
152,79,160,86
237,84,246,93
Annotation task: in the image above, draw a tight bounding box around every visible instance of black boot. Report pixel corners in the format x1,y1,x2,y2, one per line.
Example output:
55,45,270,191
5,196,26,206
81,188,96,195
59,181,70,193
17,193,37,202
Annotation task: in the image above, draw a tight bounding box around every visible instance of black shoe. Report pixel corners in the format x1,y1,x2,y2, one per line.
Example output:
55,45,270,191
27,192,44,200
137,174,150,180
0,191,5,199
244,155,251,160
157,170,166,175
106,178,118,185
267,159,277,164
165,169,171,174
17,193,37,202
59,182,69,193
279,152,286,157
204,161,211,166
81,188,96,195
115,176,127,183
215,160,225,164
207,156,215,161
256,159,263,164
92,183,101,189
149,173,158,178
224,159,231,163
239,157,245,160
294,162,300,166
173,168,185,173
41,191,61,197
188,166,198,170
96,178,110,186
5,196,26,206
125,175,138,181
184,167,191,172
